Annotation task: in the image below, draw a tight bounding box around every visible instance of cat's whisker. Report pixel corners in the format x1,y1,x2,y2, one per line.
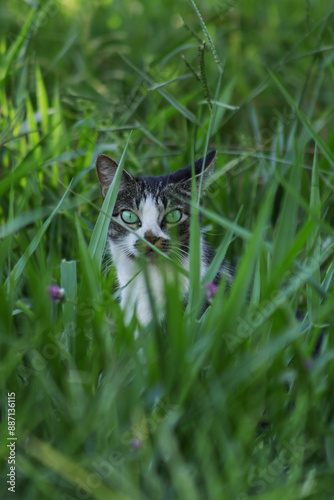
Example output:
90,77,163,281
168,246,188,257
101,255,113,267
169,250,189,268
101,251,114,272
168,246,190,259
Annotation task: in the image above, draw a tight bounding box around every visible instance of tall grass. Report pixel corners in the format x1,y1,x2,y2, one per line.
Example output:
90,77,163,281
1,1,334,499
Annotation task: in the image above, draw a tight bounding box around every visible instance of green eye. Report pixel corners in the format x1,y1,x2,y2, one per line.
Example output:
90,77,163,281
165,209,182,224
121,210,139,224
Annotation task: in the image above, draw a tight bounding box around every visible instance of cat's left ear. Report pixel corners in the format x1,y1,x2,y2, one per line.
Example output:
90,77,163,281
96,154,134,198
170,150,217,190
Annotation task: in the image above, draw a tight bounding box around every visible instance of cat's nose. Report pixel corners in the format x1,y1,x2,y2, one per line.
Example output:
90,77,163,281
144,230,160,245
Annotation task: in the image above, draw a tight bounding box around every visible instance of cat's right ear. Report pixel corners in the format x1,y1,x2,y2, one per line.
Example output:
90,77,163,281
96,154,134,198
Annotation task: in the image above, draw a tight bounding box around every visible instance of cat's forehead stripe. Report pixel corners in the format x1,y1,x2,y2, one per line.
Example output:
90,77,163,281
138,177,166,194
135,178,168,207
139,194,163,213
139,195,164,231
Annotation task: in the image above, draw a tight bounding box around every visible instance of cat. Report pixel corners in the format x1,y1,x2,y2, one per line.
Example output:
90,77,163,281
96,150,231,326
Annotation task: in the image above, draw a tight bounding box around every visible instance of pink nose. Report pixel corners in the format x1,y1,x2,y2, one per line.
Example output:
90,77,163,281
144,230,159,245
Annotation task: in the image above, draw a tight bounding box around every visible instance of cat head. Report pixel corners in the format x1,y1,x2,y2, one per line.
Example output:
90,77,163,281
95,151,216,263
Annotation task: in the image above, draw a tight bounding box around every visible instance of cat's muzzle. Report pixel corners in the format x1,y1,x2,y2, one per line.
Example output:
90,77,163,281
135,236,169,257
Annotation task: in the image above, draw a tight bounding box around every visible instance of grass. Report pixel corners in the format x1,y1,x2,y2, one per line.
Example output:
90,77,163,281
1,0,334,499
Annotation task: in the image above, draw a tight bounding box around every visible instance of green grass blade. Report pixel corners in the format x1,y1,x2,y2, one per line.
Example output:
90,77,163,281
272,155,302,267
203,208,241,285
0,123,61,197
35,64,49,135
269,69,334,169
0,9,35,81
5,180,73,290
188,0,224,73
88,132,132,267
186,151,202,318
191,201,255,245
147,73,193,91
61,260,78,354
121,55,202,127
307,148,321,323
26,435,130,500
75,214,100,300
196,70,222,203
218,185,275,329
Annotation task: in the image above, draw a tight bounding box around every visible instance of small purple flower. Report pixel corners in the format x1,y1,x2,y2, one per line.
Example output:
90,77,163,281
205,282,217,302
130,437,141,451
302,359,313,372
47,285,65,303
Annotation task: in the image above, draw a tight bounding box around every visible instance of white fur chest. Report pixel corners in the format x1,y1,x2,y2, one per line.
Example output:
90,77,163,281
109,240,189,326
120,265,171,326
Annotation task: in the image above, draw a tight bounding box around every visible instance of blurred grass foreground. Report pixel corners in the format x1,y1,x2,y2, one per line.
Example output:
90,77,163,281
1,1,334,499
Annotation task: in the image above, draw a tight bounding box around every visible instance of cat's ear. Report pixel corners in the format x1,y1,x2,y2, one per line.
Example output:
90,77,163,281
96,154,135,198
169,150,217,189
192,150,217,182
